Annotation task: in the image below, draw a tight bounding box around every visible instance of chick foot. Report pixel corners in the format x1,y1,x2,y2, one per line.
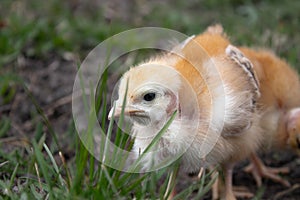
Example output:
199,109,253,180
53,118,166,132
244,153,290,187
213,177,254,200
215,163,254,200
232,186,254,199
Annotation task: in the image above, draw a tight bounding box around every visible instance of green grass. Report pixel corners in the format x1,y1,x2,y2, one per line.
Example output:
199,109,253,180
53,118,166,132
1,0,300,199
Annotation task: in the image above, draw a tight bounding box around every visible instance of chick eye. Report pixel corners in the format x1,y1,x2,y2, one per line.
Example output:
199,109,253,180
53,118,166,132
143,92,156,101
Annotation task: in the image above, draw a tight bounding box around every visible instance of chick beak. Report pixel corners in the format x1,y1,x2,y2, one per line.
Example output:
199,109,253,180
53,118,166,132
108,106,146,120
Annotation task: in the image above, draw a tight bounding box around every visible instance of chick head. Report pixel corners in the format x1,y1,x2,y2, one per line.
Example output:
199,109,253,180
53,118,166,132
286,108,300,155
108,62,182,132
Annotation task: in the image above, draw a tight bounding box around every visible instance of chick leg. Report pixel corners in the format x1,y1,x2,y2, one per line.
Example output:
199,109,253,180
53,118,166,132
218,163,254,200
224,164,253,199
244,153,290,187
211,166,220,200
220,163,236,200
211,175,219,200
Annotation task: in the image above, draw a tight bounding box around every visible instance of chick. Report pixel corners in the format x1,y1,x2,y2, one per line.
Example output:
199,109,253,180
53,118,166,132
109,25,263,200
237,47,300,188
212,107,300,199
261,108,300,152
244,107,300,188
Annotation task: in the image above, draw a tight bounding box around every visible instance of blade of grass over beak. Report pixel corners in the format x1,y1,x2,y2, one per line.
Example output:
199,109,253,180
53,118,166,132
131,110,177,171
118,110,177,183
143,110,177,154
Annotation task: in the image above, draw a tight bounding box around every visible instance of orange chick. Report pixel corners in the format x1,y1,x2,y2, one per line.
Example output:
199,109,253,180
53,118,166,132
237,47,300,188
109,25,263,200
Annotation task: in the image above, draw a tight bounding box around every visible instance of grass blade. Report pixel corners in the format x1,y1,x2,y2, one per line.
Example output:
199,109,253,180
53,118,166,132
32,140,53,199
9,163,19,188
43,143,67,189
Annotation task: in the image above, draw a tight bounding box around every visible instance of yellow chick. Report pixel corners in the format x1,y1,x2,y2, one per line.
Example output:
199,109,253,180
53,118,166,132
109,24,263,200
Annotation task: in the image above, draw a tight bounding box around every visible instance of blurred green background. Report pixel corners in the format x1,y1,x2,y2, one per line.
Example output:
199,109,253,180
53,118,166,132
1,0,300,66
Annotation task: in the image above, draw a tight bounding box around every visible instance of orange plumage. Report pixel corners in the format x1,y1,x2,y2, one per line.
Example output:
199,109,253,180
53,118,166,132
238,48,300,189
108,25,300,199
